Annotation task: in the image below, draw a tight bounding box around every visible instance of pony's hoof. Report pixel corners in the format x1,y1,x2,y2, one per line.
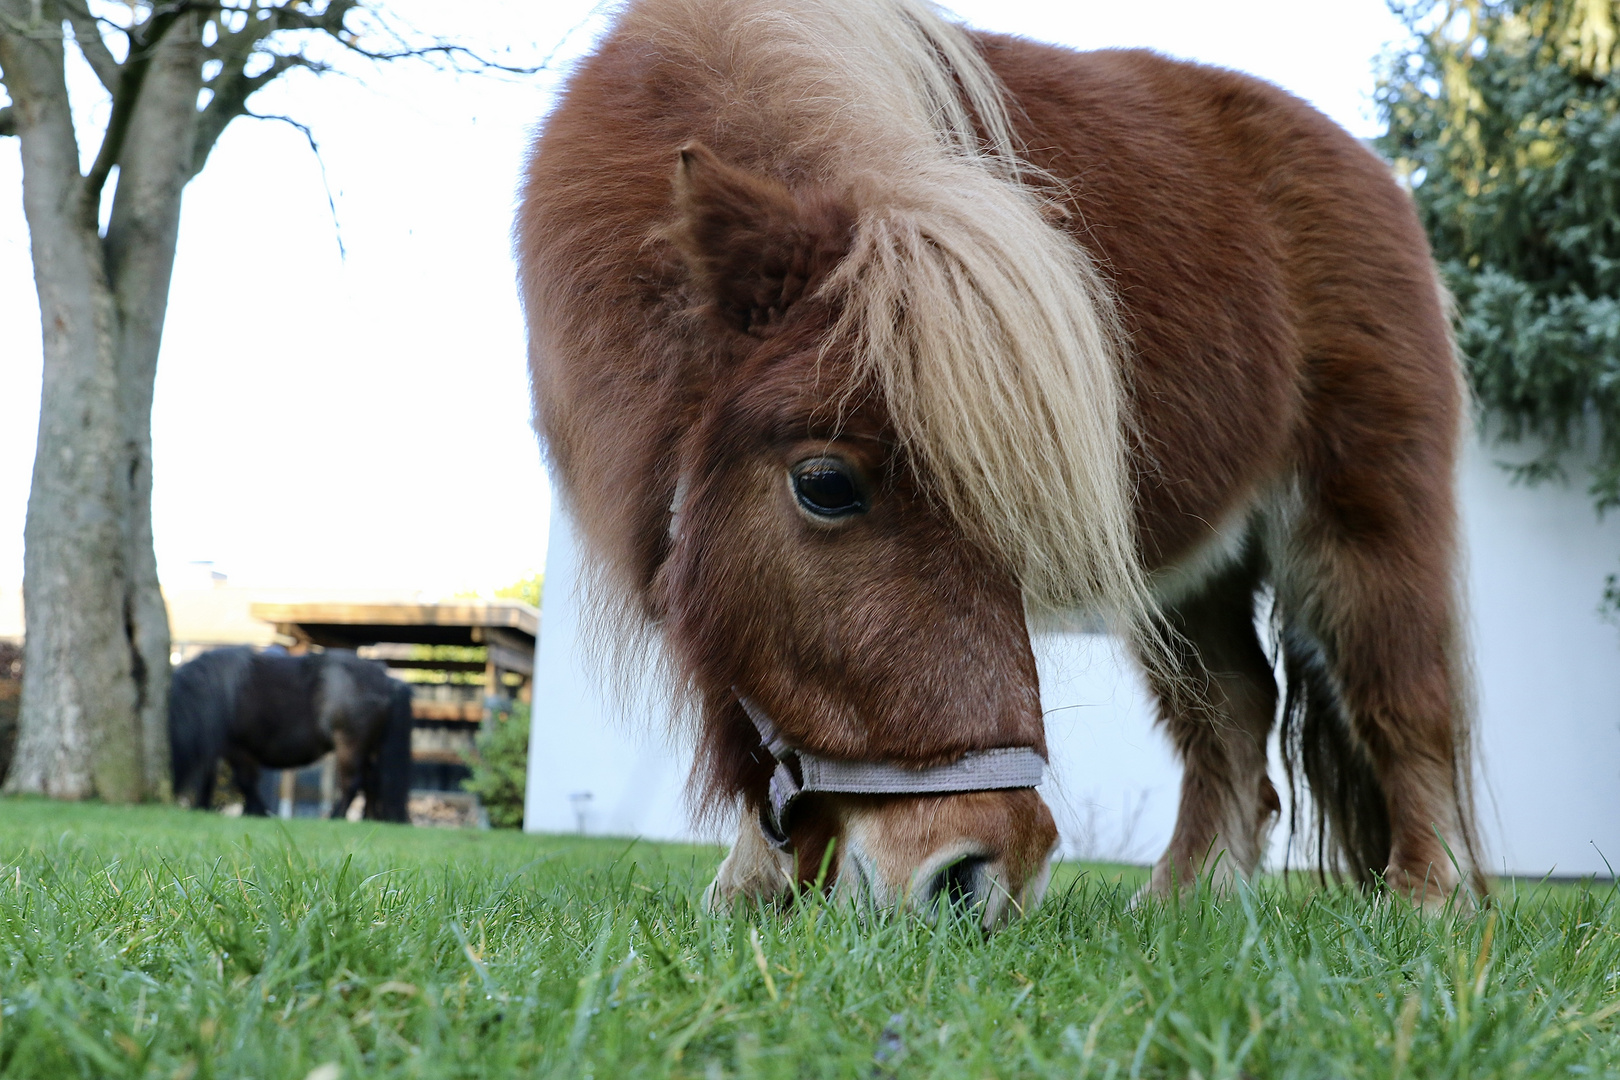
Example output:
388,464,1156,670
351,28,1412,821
1131,853,1241,907
1381,864,1478,913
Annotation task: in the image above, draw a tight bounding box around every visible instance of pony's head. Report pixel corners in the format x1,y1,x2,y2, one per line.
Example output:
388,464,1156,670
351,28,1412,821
655,142,1142,925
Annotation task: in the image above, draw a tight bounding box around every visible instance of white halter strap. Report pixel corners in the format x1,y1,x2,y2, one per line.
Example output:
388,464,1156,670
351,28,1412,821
737,696,1047,850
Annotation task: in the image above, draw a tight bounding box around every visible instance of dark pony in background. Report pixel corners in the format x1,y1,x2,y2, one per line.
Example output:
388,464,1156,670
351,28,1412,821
170,648,412,822
521,0,1483,924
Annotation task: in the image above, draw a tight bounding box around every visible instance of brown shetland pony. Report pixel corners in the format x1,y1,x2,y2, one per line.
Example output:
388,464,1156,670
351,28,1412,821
519,0,1482,925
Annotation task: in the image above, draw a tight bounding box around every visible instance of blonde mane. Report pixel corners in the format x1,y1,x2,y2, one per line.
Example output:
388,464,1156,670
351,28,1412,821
622,0,1153,624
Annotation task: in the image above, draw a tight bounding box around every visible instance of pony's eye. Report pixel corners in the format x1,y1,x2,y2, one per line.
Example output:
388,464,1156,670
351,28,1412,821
791,458,866,518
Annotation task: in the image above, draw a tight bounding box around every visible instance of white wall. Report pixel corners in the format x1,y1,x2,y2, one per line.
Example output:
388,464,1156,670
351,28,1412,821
524,506,699,842
1463,443,1620,877
528,440,1620,877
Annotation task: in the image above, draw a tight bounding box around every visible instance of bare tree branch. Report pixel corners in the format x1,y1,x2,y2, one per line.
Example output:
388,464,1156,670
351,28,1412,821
179,0,560,260
81,2,201,226
0,7,56,38
0,105,13,137
61,0,120,93
191,51,317,175
189,0,553,171
247,109,344,259
332,37,547,75
535,0,617,74
250,0,356,38
298,0,553,77
185,1,356,173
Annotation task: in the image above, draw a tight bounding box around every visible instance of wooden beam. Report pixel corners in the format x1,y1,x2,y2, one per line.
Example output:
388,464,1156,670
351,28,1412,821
411,748,472,766
483,626,533,654
486,640,533,679
273,622,312,647
411,702,483,723
377,658,487,673
251,600,538,638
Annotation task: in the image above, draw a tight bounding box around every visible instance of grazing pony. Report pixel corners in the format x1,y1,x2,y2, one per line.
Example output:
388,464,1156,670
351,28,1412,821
519,0,1482,924
169,647,412,822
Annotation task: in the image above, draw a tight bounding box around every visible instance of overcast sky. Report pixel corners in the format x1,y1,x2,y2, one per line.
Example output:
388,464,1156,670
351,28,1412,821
0,0,1410,597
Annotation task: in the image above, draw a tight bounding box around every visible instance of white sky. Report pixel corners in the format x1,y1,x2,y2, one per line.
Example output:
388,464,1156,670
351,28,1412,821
0,0,1410,597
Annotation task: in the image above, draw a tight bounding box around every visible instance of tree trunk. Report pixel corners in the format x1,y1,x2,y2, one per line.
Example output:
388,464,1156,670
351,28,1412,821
1,6,198,800
104,14,203,799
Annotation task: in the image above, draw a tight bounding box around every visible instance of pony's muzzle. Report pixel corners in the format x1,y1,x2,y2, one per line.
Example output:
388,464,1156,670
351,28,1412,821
830,789,1059,930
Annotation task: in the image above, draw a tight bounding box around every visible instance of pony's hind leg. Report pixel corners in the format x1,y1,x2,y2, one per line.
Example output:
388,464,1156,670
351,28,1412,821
358,754,382,821
1140,549,1280,897
1276,467,1479,904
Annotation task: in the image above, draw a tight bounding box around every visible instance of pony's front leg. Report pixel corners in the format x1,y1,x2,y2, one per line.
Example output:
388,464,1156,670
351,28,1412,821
328,732,364,820
329,777,364,820
703,806,794,912
1139,557,1279,898
227,749,269,816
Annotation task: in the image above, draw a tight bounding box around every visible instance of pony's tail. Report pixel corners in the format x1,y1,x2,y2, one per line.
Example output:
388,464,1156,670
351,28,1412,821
168,647,250,809
1278,637,1392,887
369,681,414,823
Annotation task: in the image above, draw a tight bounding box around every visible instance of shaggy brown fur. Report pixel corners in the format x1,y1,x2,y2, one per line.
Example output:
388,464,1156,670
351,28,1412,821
519,0,1482,912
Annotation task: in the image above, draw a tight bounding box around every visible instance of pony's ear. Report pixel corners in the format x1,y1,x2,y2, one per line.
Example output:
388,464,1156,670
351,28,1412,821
670,142,854,336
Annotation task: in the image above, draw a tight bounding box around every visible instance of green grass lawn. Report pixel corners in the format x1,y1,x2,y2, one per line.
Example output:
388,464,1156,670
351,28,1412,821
0,799,1615,1078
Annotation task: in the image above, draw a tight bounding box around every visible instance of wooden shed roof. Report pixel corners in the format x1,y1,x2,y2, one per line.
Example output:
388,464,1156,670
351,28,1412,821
250,600,538,650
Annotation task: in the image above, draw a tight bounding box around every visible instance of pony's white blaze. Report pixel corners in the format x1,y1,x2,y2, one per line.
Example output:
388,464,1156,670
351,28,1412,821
622,0,1151,623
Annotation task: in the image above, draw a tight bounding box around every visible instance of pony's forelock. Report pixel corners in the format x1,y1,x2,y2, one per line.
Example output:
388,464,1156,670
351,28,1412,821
621,0,1157,629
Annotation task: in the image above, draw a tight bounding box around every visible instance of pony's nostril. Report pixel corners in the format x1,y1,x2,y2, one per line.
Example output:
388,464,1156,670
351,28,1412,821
925,856,989,910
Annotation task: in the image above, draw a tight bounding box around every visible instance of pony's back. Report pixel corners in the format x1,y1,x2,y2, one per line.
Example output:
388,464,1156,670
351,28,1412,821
168,647,252,807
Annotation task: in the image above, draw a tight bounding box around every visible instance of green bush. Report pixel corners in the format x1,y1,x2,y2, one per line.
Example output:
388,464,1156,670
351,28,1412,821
1378,0,1620,608
463,700,529,828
